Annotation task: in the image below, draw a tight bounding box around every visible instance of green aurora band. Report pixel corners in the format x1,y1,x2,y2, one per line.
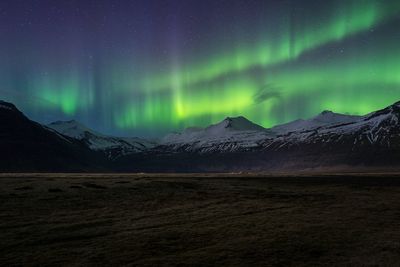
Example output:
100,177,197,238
2,0,400,135
113,0,400,131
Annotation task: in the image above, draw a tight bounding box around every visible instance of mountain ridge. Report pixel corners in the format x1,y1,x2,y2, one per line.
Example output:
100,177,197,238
2,99,400,172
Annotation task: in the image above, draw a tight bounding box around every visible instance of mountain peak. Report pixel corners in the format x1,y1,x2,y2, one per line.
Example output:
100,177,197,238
313,110,357,122
224,115,245,120
366,100,400,120
213,116,265,131
161,116,267,145
0,100,18,112
389,101,400,114
47,120,97,139
50,119,79,125
272,110,361,134
320,110,333,115
392,100,400,107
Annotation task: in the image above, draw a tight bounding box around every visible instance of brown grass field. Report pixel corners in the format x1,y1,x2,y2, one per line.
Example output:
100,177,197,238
1,173,400,266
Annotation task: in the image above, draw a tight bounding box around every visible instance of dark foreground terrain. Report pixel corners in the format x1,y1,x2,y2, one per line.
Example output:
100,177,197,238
1,173,400,266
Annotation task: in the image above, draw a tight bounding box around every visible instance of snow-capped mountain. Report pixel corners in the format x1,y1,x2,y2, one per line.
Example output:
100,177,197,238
262,101,400,151
160,116,273,153
158,111,365,154
154,101,400,160
47,120,156,159
120,101,399,172
271,111,361,134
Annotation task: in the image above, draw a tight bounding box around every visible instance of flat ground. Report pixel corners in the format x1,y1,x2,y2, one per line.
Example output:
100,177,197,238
1,173,400,266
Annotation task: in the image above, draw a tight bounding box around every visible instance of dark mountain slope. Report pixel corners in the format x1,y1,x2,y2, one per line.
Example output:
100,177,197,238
0,101,107,172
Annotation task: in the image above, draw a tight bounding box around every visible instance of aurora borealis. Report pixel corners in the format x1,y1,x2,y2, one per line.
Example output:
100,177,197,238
1,0,400,136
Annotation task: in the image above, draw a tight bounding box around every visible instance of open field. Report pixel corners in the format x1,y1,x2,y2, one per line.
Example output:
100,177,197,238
1,173,400,266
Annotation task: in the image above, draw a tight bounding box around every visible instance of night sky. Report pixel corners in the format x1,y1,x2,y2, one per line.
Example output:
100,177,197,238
1,0,400,137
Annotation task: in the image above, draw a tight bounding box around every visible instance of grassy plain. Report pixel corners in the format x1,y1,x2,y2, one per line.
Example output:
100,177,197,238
1,173,400,266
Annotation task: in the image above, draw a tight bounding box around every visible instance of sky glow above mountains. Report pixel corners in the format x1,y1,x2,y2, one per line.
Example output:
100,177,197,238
1,0,400,136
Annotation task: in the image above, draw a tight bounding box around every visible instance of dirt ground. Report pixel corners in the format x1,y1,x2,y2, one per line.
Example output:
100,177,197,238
1,173,400,266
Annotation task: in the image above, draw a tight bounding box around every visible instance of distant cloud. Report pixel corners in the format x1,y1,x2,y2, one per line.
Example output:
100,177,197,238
253,84,281,104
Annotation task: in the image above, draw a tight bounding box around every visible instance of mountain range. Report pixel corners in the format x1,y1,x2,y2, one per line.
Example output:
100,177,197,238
1,99,400,172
